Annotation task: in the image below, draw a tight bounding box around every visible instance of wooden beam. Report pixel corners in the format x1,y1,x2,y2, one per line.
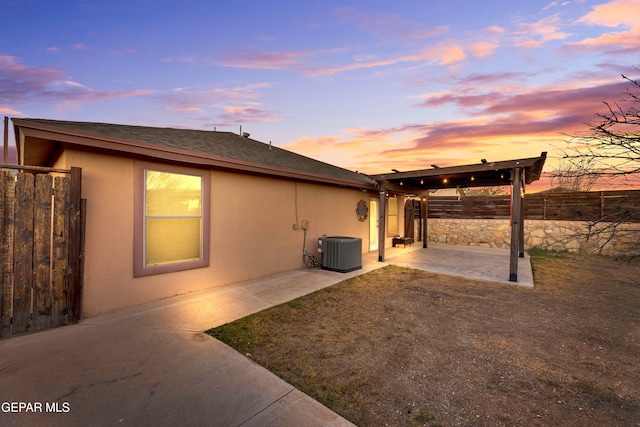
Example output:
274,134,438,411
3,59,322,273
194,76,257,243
381,180,423,195
0,164,72,174
509,168,522,282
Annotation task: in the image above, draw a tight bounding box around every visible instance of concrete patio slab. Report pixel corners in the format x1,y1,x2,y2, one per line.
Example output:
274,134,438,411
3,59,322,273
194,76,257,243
389,243,534,287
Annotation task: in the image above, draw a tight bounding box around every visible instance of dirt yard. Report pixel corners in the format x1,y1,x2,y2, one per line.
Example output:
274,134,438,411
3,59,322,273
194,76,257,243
208,250,640,426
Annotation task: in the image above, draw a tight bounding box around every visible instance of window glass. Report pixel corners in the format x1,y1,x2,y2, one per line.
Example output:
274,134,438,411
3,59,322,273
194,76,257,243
144,170,202,267
388,197,398,235
145,171,202,216
145,218,201,266
134,161,209,277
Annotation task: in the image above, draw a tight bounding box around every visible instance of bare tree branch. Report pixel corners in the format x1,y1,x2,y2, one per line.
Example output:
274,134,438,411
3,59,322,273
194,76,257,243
558,70,640,257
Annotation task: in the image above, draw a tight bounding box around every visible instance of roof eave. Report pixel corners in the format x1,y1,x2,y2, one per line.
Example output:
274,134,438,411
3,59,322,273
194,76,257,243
13,118,377,191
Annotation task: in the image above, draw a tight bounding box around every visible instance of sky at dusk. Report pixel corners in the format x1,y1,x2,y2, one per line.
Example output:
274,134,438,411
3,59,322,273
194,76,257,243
1,0,639,190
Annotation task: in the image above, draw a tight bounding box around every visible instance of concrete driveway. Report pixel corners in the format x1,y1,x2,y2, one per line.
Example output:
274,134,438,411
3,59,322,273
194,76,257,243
0,243,532,426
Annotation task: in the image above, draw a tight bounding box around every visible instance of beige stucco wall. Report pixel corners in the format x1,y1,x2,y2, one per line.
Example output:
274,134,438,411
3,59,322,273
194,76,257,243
54,148,372,316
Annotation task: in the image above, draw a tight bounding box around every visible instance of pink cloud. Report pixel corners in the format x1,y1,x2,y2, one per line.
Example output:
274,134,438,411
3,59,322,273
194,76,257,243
566,0,640,54
0,55,66,101
0,55,153,107
480,82,628,117
0,107,23,115
425,44,466,65
335,7,449,42
416,79,629,122
563,27,640,54
220,49,310,70
512,14,572,47
469,42,499,57
390,79,634,168
486,26,506,34
154,83,273,114
465,71,536,85
72,43,93,51
285,77,636,175
576,0,640,27
164,105,204,113
306,42,467,76
306,56,408,76
209,105,284,127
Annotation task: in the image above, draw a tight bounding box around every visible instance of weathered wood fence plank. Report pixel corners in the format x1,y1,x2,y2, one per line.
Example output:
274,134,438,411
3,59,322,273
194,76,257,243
52,176,70,326
1,171,16,338
32,174,53,331
428,190,640,222
0,167,83,339
12,172,35,335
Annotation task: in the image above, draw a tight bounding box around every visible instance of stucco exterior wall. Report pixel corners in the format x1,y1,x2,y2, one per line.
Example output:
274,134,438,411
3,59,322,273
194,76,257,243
55,148,372,316
427,218,640,256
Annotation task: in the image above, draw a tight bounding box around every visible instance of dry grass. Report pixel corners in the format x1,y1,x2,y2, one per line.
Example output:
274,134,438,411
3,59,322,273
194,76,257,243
208,249,640,426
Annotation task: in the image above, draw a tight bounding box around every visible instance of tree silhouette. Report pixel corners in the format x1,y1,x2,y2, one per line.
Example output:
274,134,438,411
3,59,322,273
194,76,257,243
561,72,640,187
559,71,640,257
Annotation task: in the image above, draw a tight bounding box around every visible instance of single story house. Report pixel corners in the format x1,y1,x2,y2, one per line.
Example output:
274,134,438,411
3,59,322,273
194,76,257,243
12,118,403,316
12,118,547,317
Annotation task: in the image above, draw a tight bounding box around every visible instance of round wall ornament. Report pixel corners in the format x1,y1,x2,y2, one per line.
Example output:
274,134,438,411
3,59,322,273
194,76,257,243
356,199,368,221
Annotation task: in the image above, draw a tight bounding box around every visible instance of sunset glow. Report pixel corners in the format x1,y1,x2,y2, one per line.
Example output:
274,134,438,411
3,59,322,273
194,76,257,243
1,0,639,191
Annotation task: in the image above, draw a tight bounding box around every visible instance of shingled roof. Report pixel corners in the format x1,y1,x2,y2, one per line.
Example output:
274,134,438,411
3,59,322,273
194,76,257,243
13,118,377,189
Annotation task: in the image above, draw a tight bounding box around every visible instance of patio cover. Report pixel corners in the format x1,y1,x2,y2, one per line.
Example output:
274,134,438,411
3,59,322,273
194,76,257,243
368,152,547,282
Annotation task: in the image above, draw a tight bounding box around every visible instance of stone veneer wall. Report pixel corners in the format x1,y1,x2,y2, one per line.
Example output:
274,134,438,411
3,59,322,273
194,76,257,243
426,218,640,256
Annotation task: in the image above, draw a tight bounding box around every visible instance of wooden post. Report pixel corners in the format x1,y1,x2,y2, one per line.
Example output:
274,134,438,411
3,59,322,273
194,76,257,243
18,130,24,166
422,192,428,248
68,167,83,322
378,181,386,262
509,168,522,282
519,180,525,258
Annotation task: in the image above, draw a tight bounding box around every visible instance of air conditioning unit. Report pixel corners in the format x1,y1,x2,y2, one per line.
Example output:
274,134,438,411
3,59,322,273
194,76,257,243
318,236,362,273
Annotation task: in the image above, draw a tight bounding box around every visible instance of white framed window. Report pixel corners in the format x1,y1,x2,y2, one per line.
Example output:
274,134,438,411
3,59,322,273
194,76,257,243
134,161,210,277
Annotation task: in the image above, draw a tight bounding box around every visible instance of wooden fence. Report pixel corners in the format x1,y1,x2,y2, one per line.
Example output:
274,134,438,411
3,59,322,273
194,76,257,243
1,166,84,339
428,190,640,222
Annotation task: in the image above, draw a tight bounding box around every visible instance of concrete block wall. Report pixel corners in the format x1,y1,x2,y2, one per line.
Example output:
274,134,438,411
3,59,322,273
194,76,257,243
427,218,640,256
